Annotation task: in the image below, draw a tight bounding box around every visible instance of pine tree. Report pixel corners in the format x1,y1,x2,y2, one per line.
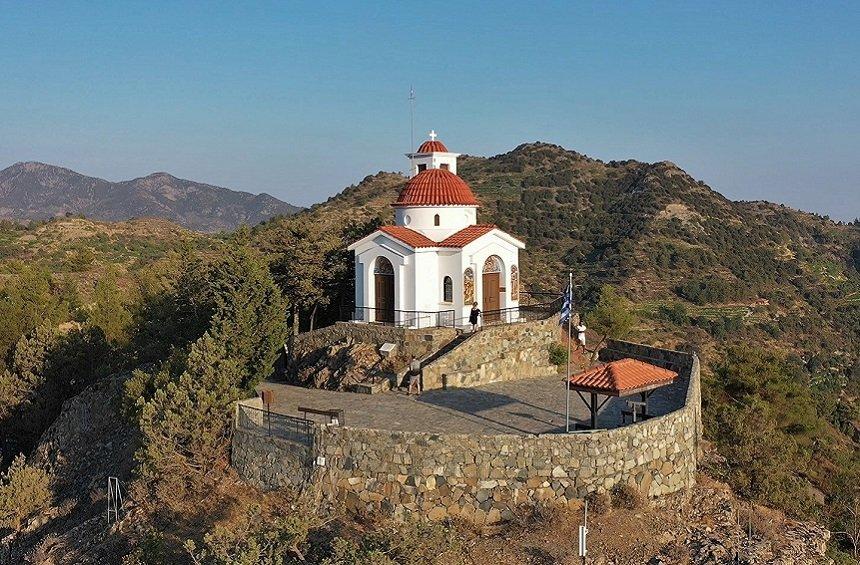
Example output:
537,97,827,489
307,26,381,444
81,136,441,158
135,333,242,505
587,284,636,348
0,454,51,531
89,270,132,345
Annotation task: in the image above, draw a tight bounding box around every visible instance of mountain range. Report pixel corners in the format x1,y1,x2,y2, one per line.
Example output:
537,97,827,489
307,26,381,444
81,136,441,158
0,161,301,232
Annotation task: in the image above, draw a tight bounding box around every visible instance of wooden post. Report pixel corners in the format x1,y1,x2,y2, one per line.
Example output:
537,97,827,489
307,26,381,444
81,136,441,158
590,392,597,429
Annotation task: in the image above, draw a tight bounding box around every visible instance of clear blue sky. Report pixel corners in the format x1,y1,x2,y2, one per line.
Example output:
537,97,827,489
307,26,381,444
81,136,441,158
1,1,858,219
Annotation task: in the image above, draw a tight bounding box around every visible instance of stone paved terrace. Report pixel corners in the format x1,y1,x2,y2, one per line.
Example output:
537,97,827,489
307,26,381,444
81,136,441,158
255,373,687,436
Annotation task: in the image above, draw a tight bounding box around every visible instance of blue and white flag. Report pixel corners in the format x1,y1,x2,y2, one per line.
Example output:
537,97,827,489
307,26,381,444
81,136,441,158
559,282,572,325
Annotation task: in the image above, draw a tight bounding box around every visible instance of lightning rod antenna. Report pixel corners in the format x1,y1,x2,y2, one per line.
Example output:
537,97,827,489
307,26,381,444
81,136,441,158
409,85,416,151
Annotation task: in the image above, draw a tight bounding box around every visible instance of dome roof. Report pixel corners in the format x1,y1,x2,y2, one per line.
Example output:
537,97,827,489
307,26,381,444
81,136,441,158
416,139,449,153
394,168,479,207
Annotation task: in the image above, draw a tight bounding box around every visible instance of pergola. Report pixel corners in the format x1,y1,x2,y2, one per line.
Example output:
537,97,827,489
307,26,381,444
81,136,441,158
565,358,678,430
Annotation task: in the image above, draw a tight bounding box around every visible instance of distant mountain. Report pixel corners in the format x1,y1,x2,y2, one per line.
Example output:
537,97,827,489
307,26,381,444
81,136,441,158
0,162,301,232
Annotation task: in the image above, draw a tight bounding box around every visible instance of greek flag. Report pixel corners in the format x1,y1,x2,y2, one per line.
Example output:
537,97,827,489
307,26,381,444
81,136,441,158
559,282,572,325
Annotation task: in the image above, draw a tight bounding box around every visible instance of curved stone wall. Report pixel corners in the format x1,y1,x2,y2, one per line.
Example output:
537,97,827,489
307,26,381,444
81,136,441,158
232,341,701,524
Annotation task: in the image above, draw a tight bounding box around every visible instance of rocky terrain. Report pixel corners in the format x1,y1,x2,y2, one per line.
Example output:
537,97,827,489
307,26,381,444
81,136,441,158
0,162,301,232
2,373,137,564
291,337,402,390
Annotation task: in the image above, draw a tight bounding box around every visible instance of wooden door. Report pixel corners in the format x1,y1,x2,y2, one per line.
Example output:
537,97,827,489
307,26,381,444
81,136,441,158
374,273,394,324
482,272,500,322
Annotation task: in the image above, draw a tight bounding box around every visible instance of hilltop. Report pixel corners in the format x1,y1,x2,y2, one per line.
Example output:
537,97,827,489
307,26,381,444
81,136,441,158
0,162,301,232
256,142,859,355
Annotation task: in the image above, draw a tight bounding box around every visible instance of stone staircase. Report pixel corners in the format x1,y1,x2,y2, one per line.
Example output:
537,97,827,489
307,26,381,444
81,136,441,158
396,330,474,388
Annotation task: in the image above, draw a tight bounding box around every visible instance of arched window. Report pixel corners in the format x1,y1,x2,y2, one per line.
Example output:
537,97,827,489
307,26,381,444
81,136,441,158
434,214,440,226
443,276,453,302
463,268,474,302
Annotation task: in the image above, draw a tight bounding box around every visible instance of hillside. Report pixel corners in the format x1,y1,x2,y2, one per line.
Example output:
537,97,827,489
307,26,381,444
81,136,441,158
250,143,859,560
256,142,859,355
0,142,858,561
0,162,301,232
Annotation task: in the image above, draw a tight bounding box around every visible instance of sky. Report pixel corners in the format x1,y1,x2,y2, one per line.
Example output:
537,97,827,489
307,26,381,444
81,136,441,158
1,1,858,219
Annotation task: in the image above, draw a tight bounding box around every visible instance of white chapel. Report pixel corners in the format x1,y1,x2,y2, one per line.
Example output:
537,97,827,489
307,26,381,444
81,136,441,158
348,132,525,328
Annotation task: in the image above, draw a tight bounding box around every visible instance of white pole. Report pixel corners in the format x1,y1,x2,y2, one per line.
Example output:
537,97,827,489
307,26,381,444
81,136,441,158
566,271,572,433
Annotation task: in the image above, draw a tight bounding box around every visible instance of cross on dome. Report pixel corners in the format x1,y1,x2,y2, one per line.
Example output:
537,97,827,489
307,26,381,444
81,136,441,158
428,130,437,141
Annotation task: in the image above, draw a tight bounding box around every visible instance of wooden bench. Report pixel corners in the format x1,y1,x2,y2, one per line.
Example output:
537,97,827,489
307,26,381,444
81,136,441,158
621,400,652,424
298,406,345,426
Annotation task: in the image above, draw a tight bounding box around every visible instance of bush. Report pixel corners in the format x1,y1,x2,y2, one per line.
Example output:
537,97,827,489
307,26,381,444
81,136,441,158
321,519,464,565
657,302,689,326
584,491,611,516
611,484,644,509
0,454,51,531
185,502,316,564
548,342,568,365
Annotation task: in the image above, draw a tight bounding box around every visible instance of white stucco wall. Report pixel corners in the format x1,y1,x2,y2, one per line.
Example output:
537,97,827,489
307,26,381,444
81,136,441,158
394,206,477,240
350,230,522,328
407,151,460,176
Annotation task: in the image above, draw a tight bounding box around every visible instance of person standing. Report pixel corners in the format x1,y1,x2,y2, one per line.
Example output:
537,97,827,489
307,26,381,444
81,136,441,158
469,302,481,332
408,355,422,395
575,320,587,353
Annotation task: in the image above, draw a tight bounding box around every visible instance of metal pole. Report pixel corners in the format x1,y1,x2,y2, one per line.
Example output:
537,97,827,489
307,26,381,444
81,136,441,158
566,271,572,432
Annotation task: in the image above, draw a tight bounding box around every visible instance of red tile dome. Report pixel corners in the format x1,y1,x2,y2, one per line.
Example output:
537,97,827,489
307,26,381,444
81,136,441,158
416,139,449,153
394,168,479,207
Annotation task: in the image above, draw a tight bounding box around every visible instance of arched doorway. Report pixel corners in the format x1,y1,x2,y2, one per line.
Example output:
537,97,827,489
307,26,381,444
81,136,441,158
374,257,395,324
482,255,503,322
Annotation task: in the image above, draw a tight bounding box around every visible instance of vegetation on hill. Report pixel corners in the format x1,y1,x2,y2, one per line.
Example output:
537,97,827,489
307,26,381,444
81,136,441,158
249,142,859,558
0,142,857,560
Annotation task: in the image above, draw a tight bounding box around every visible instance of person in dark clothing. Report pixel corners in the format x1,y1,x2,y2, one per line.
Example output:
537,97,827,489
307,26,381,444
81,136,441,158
469,302,481,332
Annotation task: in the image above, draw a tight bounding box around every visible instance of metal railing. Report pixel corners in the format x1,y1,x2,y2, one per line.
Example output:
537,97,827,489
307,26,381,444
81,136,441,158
352,307,456,329
454,296,564,327
237,404,314,445
483,301,561,326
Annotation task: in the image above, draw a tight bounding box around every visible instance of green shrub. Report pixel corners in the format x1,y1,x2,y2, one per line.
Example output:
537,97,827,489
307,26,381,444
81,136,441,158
657,302,689,326
548,342,568,365
321,520,464,565
185,503,316,564
0,454,51,531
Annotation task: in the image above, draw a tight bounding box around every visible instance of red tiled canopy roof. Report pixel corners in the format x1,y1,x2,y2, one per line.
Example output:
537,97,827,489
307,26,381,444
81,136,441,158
394,168,479,207
566,358,678,396
416,139,449,153
378,224,496,249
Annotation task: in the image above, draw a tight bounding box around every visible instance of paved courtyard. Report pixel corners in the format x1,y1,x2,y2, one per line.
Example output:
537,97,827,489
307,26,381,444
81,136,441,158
256,373,688,436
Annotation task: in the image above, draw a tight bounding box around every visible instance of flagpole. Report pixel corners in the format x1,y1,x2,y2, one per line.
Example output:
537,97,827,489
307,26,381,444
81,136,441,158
566,271,572,433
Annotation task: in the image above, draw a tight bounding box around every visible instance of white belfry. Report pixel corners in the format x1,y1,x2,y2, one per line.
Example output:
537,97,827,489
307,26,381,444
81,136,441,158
348,132,525,328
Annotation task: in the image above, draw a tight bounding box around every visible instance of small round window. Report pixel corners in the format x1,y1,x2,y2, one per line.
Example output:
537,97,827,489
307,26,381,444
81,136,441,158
404,215,411,226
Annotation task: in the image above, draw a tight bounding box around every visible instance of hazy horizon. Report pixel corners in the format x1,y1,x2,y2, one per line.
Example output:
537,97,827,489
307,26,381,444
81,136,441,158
2,2,857,220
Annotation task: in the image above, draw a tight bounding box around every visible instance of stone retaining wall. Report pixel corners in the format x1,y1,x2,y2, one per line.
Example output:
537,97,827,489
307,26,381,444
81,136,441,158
421,315,562,390
233,341,701,525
